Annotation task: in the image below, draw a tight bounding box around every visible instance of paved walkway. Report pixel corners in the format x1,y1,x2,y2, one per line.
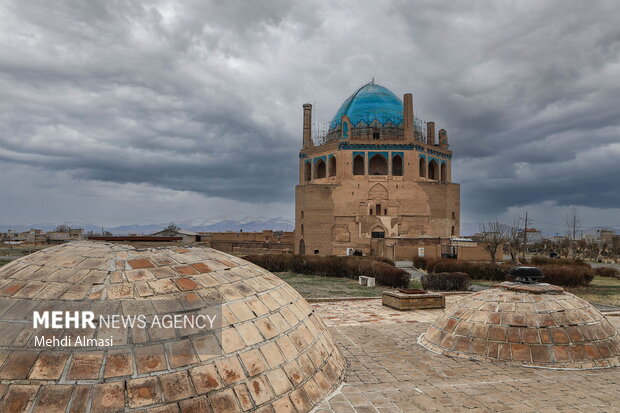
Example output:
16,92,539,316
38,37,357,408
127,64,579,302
311,299,620,413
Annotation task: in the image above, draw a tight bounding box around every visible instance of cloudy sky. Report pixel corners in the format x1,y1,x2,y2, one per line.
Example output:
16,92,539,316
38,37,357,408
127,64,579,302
1,0,619,234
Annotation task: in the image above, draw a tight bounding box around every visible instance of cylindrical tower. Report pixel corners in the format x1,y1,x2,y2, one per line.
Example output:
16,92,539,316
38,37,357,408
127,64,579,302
303,103,313,149
403,93,414,140
439,128,448,148
427,121,436,145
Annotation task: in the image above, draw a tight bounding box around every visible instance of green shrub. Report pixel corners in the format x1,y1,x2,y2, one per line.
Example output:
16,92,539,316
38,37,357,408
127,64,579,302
413,256,427,270
539,265,595,287
243,254,409,288
427,259,509,281
370,256,396,266
595,267,619,278
530,256,591,268
410,256,595,287
421,272,471,291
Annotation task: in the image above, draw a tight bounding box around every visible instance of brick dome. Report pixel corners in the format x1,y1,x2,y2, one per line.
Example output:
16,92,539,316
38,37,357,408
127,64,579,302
0,241,345,412
419,282,620,369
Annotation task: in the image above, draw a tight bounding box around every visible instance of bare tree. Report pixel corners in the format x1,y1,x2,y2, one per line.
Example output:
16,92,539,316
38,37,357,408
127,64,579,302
507,221,524,264
566,207,580,259
164,223,180,232
478,221,507,263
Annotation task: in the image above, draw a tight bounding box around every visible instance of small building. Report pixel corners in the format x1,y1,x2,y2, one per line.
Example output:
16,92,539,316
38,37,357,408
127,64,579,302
152,228,199,244
25,229,46,244
374,236,502,261
47,228,85,244
519,228,543,244
597,229,615,245
209,230,294,255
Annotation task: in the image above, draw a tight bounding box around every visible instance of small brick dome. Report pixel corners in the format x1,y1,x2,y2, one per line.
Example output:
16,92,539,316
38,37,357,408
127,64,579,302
0,241,344,412
419,282,620,369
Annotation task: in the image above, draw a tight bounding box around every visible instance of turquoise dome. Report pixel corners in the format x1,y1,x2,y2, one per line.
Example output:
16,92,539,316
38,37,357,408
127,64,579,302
329,82,403,130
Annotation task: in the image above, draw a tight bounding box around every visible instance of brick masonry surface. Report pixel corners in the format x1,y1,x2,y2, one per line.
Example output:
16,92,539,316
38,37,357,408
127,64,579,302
420,283,620,369
0,242,345,412
382,291,445,311
312,300,620,413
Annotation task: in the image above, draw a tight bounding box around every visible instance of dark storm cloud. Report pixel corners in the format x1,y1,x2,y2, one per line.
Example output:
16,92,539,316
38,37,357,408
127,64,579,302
1,0,619,223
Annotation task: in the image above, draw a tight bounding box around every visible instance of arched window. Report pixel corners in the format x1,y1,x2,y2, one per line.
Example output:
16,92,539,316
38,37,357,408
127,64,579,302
451,226,455,236
329,156,337,177
369,154,387,175
353,155,365,175
441,163,447,183
419,157,426,178
299,239,305,255
304,162,311,181
301,224,304,235
428,160,437,180
392,155,403,176
375,203,381,216
315,159,326,179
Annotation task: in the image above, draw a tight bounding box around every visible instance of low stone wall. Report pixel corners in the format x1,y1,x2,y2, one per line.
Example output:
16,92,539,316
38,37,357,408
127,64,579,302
382,291,445,310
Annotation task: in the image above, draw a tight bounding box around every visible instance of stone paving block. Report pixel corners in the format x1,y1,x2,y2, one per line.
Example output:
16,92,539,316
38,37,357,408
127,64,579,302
240,348,268,377
166,339,198,368
68,385,91,413
104,350,133,378
91,382,125,413
127,376,162,408
211,388,242,413
191,333,221,361
215,357,246,386
248,376,274,405
0,351,38,379
220,327,246,353
66,352,104,380
160,371,195,402
236,322,264,346
272,395,297,413
0,384,39,413
233,384,254,411
29,352,69,380
266,368,293,396
178,396,210,413
290,387,315,412
135,344,167,374
260,341,285,368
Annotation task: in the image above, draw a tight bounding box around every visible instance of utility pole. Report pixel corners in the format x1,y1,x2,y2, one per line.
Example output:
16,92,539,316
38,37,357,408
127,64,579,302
522,212,529,260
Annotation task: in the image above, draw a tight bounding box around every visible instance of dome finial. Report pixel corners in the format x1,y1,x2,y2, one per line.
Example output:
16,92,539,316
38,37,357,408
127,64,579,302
371,76,374,84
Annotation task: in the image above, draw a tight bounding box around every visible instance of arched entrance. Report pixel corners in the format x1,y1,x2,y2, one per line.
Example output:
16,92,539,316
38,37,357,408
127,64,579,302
369,154,387,175
428,160,437,180
353,155,365,175
392,154,403,176
315,159,326,179
299,239,306,255
329,156,337,177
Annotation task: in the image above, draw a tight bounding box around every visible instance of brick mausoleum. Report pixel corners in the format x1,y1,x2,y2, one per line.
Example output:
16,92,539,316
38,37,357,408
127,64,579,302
295,82,460,259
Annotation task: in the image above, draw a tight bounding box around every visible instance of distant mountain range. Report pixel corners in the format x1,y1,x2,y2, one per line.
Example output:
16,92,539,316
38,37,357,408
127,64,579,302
0,215,295,235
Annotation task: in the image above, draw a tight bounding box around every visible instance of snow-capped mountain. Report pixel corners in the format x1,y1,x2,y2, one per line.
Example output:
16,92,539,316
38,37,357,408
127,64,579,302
0,215,295,235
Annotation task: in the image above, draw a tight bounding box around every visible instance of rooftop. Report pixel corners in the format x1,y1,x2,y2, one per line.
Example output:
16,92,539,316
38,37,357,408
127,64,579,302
329,82,403,131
